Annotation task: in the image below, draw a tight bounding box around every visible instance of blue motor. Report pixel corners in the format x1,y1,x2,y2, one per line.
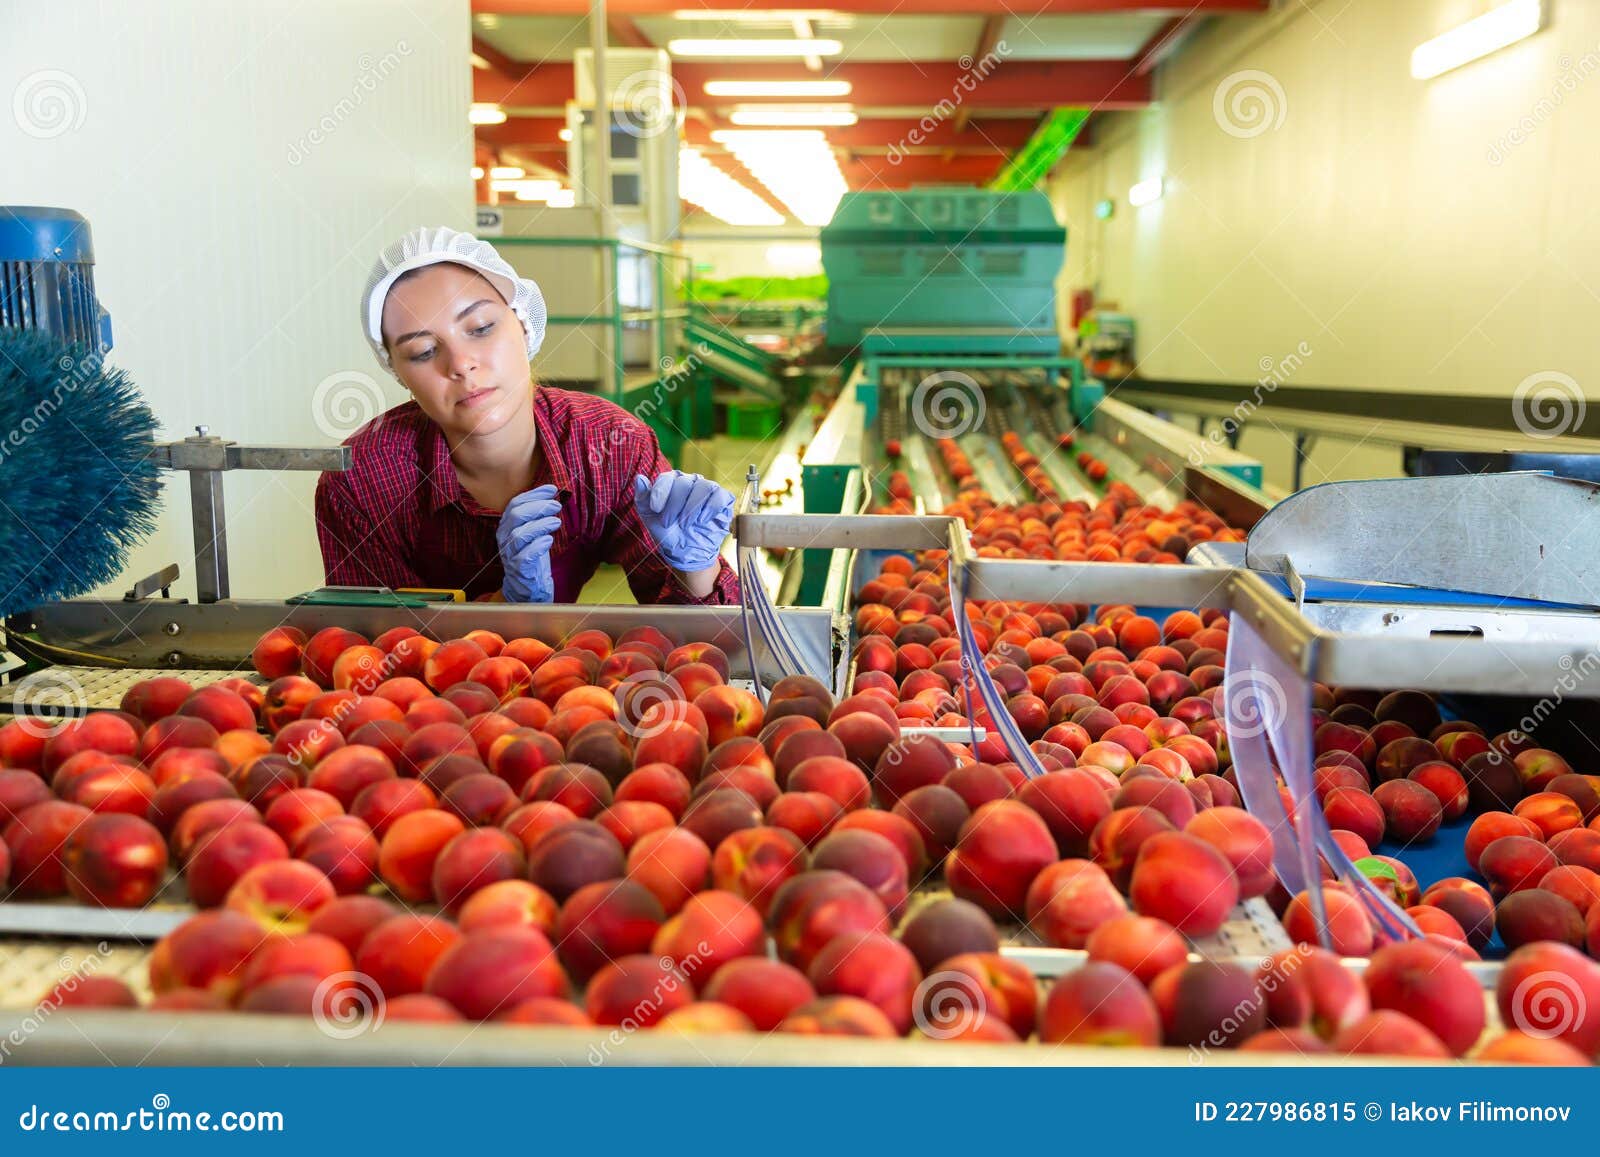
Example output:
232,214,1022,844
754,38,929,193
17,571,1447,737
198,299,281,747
0,206,113,352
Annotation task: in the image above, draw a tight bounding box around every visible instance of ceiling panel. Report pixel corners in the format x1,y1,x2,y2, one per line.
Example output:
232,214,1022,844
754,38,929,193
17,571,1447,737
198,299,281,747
995,13,1169,60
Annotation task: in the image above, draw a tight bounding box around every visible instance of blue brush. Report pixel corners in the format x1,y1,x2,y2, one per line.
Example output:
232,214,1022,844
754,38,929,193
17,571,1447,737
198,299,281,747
0,330,164,616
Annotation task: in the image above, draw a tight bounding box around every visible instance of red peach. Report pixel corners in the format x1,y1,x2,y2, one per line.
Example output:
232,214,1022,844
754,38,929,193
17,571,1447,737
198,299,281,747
1480,836,1559,898
813,828,909,917
712,825,809,915
554,878,665,982
42,714,139,776
457,878,559,935
766,791,844,848
945,800,1055,919
499,800,579,857
185,822,288,908
1495,941,1600,1055
1128,831,1239,937
1254,946,1369,1040
425,927,569,1019
1364,938,1484,1055
585,953,692,1027
1408,760,1470,820
702,957,816,1032
806,930,921,1035
176,686,256,736
1185,806,1275,899
1086,914,1188,986
767,870,891,972
376,809,465,903
1322,787,1385,849
1496,888,1585,949
1541,864,1600,916
1465,811,1541,871
1333,1010,1452,1058
1039,962,1160,1046
169,798,263,864
305,894,398,957
1515,791,1585,839
1420,877,1497,950
1089,806,1177,890
652,888,767,989
423,638,489,692
432,827,526,912
625,826,711,915
61,812,168,907
1024,859,1128,950
614,763,693,819
147,910,266,999
595,800,675,852
524,819,626,902
260,786,341,845
350,778,436,839
1282,886,1374,956
223,859,335,935
523,763,613,819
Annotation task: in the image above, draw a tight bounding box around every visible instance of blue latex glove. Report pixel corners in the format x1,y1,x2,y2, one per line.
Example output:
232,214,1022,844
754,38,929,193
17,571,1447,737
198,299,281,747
497,484,561,602
633,470,734,573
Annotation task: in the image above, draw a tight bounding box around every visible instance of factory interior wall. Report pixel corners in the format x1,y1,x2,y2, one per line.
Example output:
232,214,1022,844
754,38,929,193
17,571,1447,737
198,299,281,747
4,0,471,601
1049,0,1600,494
681,223,823,282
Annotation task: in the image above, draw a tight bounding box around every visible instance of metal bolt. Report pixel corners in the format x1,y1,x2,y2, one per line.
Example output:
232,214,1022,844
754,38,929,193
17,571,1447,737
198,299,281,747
163,622,181,636
165,651,182,666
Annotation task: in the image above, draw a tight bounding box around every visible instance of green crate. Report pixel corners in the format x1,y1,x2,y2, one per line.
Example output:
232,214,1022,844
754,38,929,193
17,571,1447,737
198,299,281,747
727,401,783,439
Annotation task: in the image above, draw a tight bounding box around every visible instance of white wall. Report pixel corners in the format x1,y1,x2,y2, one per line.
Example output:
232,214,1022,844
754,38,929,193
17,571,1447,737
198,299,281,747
1049,0,1600,490
2,0,471,599
681,220,823,284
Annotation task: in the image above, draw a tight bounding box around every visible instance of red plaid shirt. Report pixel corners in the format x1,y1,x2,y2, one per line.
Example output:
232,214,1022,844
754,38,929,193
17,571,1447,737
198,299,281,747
314,387,741,605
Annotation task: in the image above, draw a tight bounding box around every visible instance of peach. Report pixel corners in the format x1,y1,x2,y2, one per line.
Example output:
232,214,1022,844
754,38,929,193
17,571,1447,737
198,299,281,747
432,827,526,912
898,899,1000,975
712,825,809,915
1086,914,1188,986
1515,791,1585,839
832,809,926,879
150,772,243,845
631,720,706,785
488,730,564,795
1480,836,1559,898
1462,749,1524,812
1255,945,1369,1040
768,870,891,972
1515,747,1574,793
458,879,558,935
1112,775,1196,829
671,662,725,705
423,638,489,691
1128,831,1238,938
891,784,969,864
261,676,320,734
1497,889,1585,949
693,766,779,812
0,769,53,830
223,859,335,935
377,809,466,903
1039,962,1160,1046
805,930,920,1035
694,685,765,749
261,786,342,845
813,829,909,917
441,773,519,827
1541,864,1600,916
1374,736,1442,783
1322,787,1385,849
1495,941,1600,1055
371,675,433,713
1089,805,1176,890
69,763,157,816
465,656,531,703
119,675,195,724
305,744,396,809
270,718,345,772
500,800,579,858
919,951,1035,1040
330,696,405,738
777,995,898,1037
176,686,256,736
702,735,775,780
1465,811,1541,871
40,974,140,1009
61,812,168,907
1161,960,1266,1049
1185,806,1274,899
496,697,552,732
1548,773,1600,822
169,798,262,864
498,636,553,670
1024,859,1128,950
789,756,871,812
625,826,711,915
1474,1031,1593,1065
443,681,501,718
425,751,495,795
523,763,612,819
1420,877,1496,950
759,715,821,760
702,957,816,1032
680,788,764,852
653,889,767,989
1364,938,1484,1056
350,778,436,839
585,954,693,1028
1357,854,1420,907
595,800,675,852
525,819,626,902
1334,1010,1452,1058
614,763,693,819
553,878,665,982
941,763,1013,811
300,626,368,687
1282,886,1374,956
766,791,844,848
186,822,289,908
240,931,354,994
945,799,1056,919
148,909,266,999
42,714,140,776
530,656,590,707
425,926,569,1020
304,893,397,956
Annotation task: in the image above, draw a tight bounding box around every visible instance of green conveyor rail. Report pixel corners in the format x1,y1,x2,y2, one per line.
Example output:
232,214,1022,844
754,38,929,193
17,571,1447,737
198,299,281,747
990,108,1091,192
681,317,783,403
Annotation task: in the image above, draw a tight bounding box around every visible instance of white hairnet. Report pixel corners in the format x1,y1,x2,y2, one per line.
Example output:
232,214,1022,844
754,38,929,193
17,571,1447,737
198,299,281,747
362,225,547,373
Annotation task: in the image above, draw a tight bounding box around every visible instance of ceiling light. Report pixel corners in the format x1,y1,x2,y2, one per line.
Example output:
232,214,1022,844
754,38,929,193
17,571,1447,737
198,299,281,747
711,130,846,227
469,52,490,70
488,166,525,179
558,127,573,142
678,147,785,227
668,39,843,58
470,166,485,180
729,105,857,127
546,189,576,208
1128,177,1164,207
1411,0,1543,79
705,80,852,98
493,179,561,198
672,10,848,23
469,103,507,125
766,243,822,270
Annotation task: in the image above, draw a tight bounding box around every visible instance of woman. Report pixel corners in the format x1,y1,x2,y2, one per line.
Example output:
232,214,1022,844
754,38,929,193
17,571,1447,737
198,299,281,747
315,226,739,605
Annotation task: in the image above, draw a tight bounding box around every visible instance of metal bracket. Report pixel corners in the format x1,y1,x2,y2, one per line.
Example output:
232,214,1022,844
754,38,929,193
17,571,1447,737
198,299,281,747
147,426,352,605
123,563,180,602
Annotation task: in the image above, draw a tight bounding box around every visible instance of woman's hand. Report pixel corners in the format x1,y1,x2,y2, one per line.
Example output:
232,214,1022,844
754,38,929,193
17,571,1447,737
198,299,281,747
633,471,735,577
496,484,562,602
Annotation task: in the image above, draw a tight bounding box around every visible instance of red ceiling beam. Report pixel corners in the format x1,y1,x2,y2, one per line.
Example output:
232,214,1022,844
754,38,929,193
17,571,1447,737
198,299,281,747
475,1,1266,14
478,60,1150,108
840,153,1007,188
1132,13,1205,76
480,114,1034,152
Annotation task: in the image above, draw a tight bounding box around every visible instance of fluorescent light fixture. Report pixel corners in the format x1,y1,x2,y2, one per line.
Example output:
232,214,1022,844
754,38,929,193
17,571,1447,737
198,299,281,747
668,39,843,58
673,10,848,22
1412,0,1542,79
469,103,507,125
705,79,852,98
558,127,573,142
546,189,576,209
730,105,857,127
492,179,561,199
711,130,846,227
488,166,525,179
469,52,490,70
678,147,785,226
470,166,485,180
1128,177,1164,207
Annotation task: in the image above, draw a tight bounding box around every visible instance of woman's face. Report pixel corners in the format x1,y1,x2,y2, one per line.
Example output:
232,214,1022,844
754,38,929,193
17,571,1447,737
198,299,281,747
381,263,532,441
